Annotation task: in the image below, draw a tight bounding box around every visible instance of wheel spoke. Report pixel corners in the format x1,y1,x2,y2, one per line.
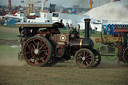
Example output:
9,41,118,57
42,46,47,50
28,56,35,62
86,61,89,66
33,40,36,45
39,44,45,50
40,56,45,60
95,57,98,59
25,51,32,54
78,60,83,64
81,61,84,65
32,44,36,49
33,40,38,48
37,41,40,49
87,58,92,60
40,49,48,53
41,53,48,59
77,55,82,60
83,51,86,57
95,60,98,62
86,55,90,58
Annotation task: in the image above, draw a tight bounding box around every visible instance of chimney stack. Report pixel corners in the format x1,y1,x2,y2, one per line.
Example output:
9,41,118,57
84,19,91,38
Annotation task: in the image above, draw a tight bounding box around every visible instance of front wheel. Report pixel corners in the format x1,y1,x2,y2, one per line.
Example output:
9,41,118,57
75,48,95,68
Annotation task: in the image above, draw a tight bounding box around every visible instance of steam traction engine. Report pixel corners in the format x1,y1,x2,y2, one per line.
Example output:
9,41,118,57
15,19,101,68
95,25,128,63
114,27,128,63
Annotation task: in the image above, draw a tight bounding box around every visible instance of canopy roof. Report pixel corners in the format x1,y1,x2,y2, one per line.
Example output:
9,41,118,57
15,22,53,28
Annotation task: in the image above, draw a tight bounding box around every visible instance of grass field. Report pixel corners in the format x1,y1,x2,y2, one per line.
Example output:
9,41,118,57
0,26,19,40
0,61,128,85
0,26,128,85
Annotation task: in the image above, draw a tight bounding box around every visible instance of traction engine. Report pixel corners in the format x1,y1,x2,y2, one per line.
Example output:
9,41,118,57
15,19,101,68
95,25,128,63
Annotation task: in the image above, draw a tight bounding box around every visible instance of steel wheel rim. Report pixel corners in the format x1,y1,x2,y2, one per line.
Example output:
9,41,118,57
93,55,100,66
75,49,94,68
23,37,50,66
124,48,128,63
92,49,101,67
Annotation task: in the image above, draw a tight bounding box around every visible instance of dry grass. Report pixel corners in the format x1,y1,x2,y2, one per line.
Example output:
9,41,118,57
0,60,128,85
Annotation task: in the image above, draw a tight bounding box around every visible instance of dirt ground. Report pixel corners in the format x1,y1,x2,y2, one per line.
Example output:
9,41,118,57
0,60,128,85
0,26,128,85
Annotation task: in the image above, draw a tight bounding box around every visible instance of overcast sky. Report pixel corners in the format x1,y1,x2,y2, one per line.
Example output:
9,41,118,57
0,0,112,8
0,0,88,7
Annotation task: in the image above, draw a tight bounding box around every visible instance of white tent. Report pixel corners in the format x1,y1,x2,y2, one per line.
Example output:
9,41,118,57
84,1,128,22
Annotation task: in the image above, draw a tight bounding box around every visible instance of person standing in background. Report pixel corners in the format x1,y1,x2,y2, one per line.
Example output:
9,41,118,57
107,25,110,35
70,24,73,31
66,23,69,31
77,24,80,33
89,24,92,34
94,26,98,34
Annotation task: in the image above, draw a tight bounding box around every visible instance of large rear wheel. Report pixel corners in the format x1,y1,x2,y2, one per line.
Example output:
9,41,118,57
23,36,53,67
75,48,94,68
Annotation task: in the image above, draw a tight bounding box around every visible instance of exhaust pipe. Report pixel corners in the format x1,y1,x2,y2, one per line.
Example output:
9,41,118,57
70,18,94,50
84,19,91,38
